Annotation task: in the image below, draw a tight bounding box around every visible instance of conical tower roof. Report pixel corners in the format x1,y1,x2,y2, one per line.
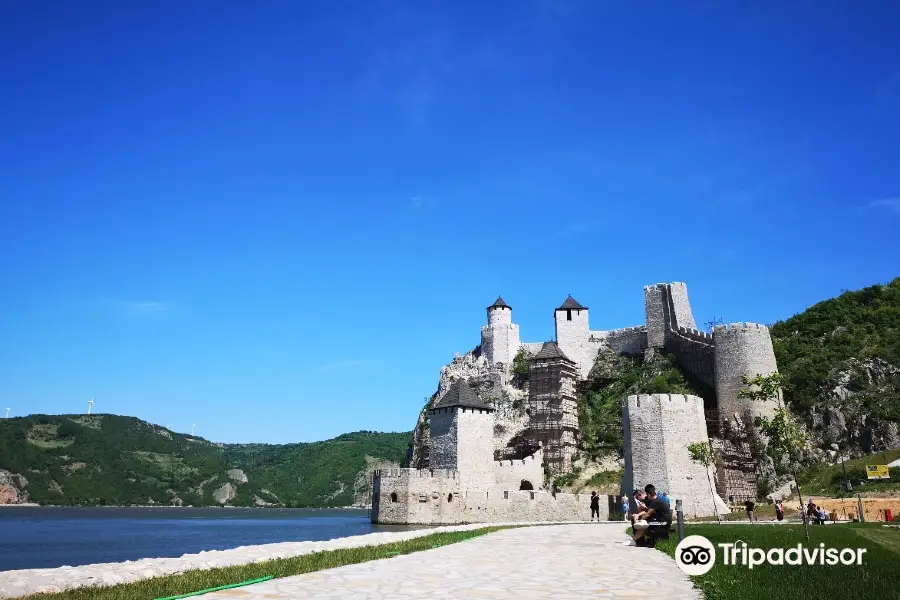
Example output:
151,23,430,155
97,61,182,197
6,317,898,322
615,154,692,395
487,296,511,310
557,295,587,310
532,341,572,361
431,379,495,411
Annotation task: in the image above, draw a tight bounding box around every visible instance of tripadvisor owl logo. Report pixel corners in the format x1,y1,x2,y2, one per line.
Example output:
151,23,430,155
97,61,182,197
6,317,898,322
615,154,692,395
674,535,868,575
675,535,716,575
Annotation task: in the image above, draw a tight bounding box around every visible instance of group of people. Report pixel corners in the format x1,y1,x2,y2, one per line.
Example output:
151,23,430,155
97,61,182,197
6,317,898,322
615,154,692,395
806,499,830,524
622,484,671,547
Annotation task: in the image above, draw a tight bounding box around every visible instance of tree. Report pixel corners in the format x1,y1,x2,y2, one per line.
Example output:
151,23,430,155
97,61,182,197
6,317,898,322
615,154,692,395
687,440,723,521
738,373,810,539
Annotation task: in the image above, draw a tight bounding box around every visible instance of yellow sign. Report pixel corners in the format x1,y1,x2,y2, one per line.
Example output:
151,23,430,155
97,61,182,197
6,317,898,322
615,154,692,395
866,465,890,480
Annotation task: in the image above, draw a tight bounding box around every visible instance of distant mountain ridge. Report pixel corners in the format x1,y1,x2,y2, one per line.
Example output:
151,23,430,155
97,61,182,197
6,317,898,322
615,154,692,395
0,414,409,507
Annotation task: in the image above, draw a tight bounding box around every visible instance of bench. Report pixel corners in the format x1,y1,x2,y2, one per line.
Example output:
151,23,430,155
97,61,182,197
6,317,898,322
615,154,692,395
642,520,672,548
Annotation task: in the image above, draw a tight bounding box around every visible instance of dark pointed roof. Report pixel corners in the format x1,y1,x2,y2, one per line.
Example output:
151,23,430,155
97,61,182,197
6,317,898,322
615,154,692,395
532,341,572,361
431,379,495,411
487,296,511,310
557,295,588,310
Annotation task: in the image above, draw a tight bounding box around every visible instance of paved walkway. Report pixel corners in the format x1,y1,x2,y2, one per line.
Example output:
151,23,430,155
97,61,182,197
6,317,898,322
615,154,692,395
204,524,700,600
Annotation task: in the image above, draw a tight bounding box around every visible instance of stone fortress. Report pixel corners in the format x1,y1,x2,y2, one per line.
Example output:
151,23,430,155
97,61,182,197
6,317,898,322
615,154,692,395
371,282,779,524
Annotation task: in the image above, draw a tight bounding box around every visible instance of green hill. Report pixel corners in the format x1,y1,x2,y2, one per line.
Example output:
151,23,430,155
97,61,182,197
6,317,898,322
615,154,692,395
771,277,900,413
0,414,409,507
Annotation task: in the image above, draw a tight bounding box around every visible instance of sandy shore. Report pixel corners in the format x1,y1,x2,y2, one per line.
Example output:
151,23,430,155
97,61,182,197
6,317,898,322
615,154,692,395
0,521,592,598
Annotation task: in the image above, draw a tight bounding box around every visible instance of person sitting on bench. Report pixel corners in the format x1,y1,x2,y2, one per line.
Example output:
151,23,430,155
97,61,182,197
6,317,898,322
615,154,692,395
624,484,671,547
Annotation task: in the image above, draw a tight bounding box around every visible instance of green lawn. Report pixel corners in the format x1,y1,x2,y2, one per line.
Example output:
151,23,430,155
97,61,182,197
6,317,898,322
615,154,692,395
655,523,900,600
799,449,900,496
18,527,508,600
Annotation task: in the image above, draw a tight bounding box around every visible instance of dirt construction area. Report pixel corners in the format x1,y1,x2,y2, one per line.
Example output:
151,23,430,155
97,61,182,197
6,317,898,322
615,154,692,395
807,497,900,522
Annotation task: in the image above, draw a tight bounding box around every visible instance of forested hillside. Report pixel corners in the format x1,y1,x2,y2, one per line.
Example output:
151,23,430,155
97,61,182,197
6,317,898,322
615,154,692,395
0,414,408,507
770,277,900,453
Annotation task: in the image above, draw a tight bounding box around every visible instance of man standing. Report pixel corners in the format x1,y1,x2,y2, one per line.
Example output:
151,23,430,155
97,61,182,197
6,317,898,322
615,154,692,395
744,499,756,522
775,500,784,522
590,491,600,521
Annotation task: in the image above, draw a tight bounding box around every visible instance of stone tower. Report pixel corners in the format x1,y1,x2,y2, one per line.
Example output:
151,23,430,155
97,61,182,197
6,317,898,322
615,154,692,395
429,379,496,489
622,394,728,518
554,295,592,378
527,342,580,474
480,297,520,367
713,323,780,421
644,281,698,349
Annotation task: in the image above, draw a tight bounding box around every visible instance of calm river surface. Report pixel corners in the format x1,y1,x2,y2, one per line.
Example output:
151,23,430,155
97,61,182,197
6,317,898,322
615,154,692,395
0,507,427,571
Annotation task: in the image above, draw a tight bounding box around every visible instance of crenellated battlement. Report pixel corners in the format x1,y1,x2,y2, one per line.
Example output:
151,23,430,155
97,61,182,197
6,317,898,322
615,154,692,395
494,453,541,468
713,322,769,333
374,468,460,480
627,393,705,410
674,326,713,344
606,325,648,336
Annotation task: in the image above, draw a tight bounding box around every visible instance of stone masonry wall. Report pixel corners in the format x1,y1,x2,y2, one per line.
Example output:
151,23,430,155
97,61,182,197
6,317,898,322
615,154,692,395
644,285,667,348
622,394,727,518
554,308,597,378
665,326,716,389
454,408,497,490
493,449,544,491
372,469,605,525
428,408,459,471
601,326,649,356
713,323,780,421
667,282,697,330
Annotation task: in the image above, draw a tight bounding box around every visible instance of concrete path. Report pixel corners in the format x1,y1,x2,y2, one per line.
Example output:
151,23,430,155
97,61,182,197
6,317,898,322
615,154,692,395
204,524,700,600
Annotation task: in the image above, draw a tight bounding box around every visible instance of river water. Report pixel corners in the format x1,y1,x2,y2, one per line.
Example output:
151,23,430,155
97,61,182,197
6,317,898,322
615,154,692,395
0,507,426,571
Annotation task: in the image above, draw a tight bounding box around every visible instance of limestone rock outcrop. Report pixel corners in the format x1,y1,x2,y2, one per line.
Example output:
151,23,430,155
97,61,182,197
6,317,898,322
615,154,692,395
212,483,237,504
0,470,28,504
810,358,900,455
227,468,248,484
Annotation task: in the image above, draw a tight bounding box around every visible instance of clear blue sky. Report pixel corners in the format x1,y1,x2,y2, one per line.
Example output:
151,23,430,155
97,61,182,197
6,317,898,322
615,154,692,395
1,1,898,444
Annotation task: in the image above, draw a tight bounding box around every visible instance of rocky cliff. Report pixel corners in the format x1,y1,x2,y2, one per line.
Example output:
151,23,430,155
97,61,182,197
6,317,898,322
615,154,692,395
0,469,29,504
408,348,530,469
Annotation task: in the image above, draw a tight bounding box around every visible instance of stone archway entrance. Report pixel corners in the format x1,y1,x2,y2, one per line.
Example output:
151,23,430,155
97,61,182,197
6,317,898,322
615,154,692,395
519,480,534,491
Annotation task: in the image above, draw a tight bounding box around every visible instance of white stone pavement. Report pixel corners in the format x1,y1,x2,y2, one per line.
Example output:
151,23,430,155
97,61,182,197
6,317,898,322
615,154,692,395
0,521,614,598
203,524,701,600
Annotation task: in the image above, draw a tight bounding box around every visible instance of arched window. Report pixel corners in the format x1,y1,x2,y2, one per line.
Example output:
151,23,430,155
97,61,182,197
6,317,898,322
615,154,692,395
519,480,534,491
447,493,453,503
390,492,398,503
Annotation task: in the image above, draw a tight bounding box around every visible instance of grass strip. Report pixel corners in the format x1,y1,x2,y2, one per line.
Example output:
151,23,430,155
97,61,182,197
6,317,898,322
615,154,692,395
153,575,273,600
17,527,509,600
653,523,900,600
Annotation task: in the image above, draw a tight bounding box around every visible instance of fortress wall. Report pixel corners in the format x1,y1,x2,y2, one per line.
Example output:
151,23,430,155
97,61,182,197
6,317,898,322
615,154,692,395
372,470,603,524
372,469,461,524
644,285,667,348
622,394,727,518
520,342,545,354
493,449,544,490
428,408,459,471
713,323,780,420
664,327,716,389
667,282,697,330
456,408,498,489
603,326,649,356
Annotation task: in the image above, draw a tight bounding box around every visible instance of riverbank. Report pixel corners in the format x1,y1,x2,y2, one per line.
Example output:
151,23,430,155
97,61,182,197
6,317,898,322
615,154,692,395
0,521,590,598
0,504,367,509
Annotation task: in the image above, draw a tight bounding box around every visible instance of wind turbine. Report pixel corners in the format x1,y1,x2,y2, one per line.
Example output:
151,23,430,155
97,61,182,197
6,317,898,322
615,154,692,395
4,408,9,419
191,423,196,437
87,398,95,415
